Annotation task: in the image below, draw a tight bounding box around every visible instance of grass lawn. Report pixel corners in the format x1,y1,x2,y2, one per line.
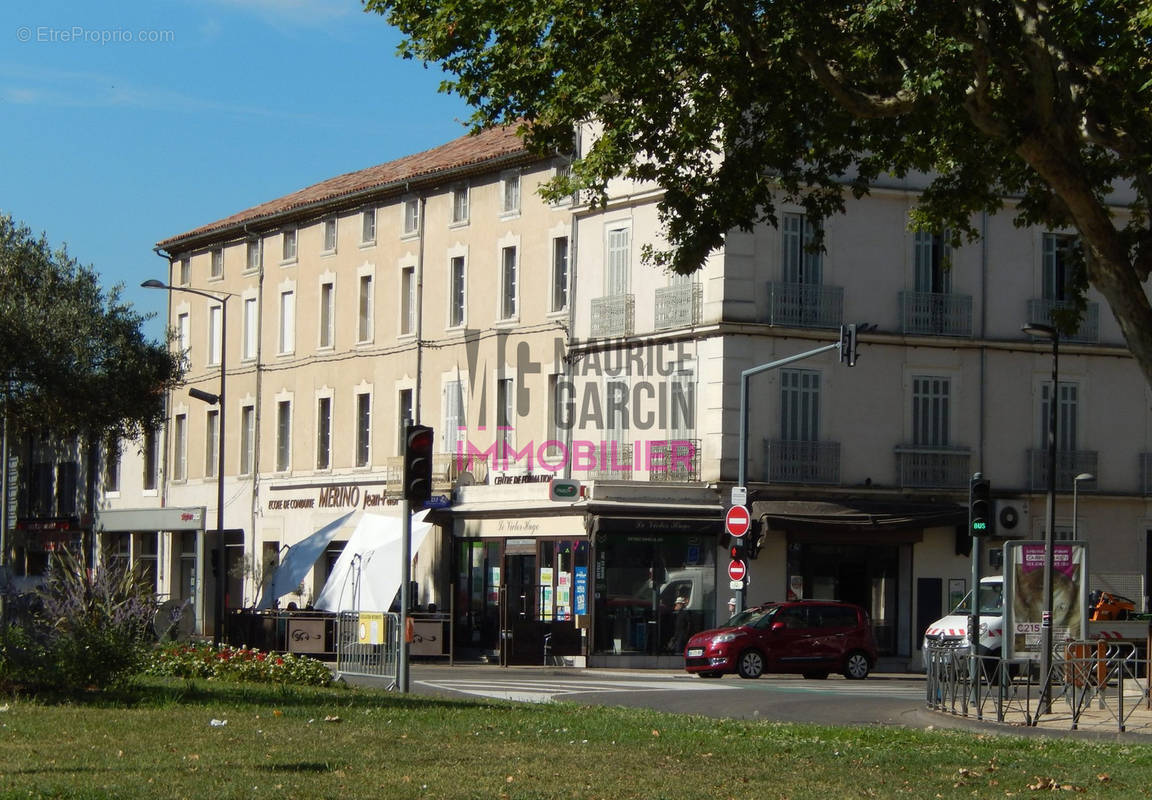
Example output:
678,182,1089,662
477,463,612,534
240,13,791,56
1,678,1150,799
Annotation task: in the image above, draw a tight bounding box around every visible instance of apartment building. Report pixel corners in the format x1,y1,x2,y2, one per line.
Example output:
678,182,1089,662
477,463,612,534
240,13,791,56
93,123,1152,670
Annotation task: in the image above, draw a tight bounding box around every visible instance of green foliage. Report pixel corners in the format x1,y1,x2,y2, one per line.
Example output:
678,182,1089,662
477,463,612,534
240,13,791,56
367,0,1152,384
0,213,185,441
145,642,335,687
0,550,158,693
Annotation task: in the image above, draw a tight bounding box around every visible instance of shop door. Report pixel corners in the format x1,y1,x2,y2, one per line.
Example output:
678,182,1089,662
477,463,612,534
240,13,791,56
501,553,539,665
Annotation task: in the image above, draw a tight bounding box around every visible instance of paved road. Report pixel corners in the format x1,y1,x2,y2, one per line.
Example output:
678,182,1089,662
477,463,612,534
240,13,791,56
399,664,929,728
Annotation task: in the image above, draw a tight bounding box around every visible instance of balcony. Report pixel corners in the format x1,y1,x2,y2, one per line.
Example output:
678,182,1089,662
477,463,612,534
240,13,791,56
589,442,633,481
648,439,701,482
654,283,702,330
763,439,840,484
899,291,973,337
1027,449,1098,491
765,282,843,329
1141,453,1152,495
894,445,972,489
1026,299,1100,343
590,294,635,338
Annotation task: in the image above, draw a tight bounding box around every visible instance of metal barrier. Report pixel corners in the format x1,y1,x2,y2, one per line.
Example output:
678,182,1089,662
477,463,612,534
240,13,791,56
926,642,1151,732
335,611,401,688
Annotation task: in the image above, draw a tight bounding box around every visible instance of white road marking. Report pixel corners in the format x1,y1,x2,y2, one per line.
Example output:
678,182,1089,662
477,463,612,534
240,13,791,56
416,677,738,703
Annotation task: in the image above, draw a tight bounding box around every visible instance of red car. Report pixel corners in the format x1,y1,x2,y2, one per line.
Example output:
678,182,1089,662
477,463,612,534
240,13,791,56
683,600,878,680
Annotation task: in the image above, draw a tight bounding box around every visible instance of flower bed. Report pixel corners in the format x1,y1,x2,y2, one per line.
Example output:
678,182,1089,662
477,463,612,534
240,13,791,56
145,642,334,686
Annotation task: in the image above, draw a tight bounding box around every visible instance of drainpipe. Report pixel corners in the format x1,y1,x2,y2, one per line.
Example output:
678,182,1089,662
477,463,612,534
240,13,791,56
416,195,426,423
243,223,266,606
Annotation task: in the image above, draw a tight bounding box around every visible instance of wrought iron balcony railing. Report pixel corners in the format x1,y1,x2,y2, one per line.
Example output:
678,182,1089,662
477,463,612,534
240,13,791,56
763,439,840,484
648,439,701,482
589,442,634,481
1026,299,1100,344
1027,449,1098,492
590,294,635,338
765,282,843,329
899,291,973,337
894,445,972,489
654,283,702,330
1142,453,1152,496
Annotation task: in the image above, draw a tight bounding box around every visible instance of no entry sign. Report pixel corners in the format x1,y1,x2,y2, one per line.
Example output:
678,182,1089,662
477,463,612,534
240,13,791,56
725,505,751,538
728,559,747,581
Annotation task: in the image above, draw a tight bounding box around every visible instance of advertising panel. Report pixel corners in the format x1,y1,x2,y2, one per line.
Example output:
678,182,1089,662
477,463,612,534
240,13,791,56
1004,540,1088,659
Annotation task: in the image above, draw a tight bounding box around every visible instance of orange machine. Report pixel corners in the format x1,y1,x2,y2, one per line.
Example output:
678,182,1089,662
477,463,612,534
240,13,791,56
1088,591,1136,621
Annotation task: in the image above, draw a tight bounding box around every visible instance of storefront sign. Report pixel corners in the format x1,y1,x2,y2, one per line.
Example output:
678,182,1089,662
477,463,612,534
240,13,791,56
460,516,587,538
266,481,394,513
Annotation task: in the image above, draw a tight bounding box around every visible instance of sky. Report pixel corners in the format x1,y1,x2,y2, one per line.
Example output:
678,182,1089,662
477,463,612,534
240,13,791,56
0,0,474,341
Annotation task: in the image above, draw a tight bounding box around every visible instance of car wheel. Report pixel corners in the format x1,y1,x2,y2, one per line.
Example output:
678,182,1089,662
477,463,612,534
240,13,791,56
842,651,871,679
737,649,764,679
698,671,724,679
802,671,829,680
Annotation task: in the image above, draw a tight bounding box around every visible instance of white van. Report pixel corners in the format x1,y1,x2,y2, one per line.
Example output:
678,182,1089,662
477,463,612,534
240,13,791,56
922,576,1005,658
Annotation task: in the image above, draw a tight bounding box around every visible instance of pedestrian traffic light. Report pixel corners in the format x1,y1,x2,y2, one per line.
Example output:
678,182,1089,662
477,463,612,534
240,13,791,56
729,539,745,561
970,475,992,536
403,424,435,503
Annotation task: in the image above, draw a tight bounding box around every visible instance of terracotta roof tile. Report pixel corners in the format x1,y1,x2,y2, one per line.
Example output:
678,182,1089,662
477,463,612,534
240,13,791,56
158,125,532,250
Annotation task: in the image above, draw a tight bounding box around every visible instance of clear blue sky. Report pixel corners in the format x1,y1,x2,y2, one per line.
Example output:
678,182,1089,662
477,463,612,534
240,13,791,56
0,0,473,341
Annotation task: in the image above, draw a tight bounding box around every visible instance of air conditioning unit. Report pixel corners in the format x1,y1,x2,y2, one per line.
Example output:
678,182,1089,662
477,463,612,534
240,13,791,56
993,499,1029,538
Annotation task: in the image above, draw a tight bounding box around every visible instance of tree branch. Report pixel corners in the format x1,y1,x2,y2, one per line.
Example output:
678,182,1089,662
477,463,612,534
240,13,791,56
798,48,918,118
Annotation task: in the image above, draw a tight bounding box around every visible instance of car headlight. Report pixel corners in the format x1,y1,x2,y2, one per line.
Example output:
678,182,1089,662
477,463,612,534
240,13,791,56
713,632,745,644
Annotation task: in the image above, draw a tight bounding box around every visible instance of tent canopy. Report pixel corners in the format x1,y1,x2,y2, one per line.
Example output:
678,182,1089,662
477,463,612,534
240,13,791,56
257,511,354,610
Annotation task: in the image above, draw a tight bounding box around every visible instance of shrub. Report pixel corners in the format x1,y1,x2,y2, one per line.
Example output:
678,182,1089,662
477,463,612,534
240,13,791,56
0,550,157,693
145,642,334,687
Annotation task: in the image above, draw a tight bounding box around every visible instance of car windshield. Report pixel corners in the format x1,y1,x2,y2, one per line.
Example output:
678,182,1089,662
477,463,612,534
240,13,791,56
950,584,1003,615
724,606,776,628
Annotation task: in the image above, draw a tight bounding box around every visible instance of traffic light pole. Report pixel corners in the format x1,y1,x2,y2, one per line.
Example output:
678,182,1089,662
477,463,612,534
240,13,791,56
969,473,983,703
399,498,411,694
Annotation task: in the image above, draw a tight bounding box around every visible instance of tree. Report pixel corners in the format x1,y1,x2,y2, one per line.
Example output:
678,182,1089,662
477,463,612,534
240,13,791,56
0,214,184,442
368,1,1152,385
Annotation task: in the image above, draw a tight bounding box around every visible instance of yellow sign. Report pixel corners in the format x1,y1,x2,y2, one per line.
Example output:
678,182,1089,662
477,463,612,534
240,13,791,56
358,612,384,645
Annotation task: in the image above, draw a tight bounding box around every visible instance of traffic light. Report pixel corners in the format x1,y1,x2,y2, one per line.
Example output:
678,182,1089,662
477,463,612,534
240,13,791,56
729,539,745,561
403,424,435,503
839,323,858,367
970,475,992,536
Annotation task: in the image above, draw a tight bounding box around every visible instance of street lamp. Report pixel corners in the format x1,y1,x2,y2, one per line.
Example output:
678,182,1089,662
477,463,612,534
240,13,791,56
1022,321,1058,718
143,279,233,646
1073,472,1095,541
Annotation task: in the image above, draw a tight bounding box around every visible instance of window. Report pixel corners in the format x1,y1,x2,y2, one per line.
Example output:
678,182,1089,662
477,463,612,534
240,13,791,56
547,374,566,453
205,409,219,478
143,428,159,491
552,236,569,312
1041,381,1079,452
323,218,337,253
178,258,189,285
501,171,521,215
451,184,469,224
497,377,514,450
208,304,222,366
914,231,951,294
781,213,822,284
104,440,120,493
319,281,334,348
356,392,371,467
443,380,463,454
401,266,416,335
397,389,413,455
361,209,376,244
669,365,695,440
1043,233,1077,301
210,248,223,279
242,297,257,360
606,226,630,295
500,246,518,319
403,199,420,235
357,275,373,343
240,405,255,476
449,256,466,327
173,413,187,481
282,229,297,263
246,240,261,271
279,289,295,354
177,313,190,359
912,376,950,447
316,397,331,470
551,163,574,207
276,400,292,472
780,369,820,441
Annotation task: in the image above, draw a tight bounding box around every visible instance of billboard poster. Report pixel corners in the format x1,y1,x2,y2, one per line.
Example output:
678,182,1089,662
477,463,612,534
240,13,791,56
1004,540,1088,659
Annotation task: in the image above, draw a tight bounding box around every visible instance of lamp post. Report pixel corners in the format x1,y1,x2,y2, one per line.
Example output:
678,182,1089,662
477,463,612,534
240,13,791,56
1073,472,1094,541
1022,321,1058,718
143,279,233,646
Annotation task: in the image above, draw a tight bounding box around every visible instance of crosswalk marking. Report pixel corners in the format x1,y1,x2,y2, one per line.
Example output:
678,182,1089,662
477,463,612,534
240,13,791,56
416,677,737,703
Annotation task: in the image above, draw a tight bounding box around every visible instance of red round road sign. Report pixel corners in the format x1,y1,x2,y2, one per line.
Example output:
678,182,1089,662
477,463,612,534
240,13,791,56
725,505,751,538
728,559,747,581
